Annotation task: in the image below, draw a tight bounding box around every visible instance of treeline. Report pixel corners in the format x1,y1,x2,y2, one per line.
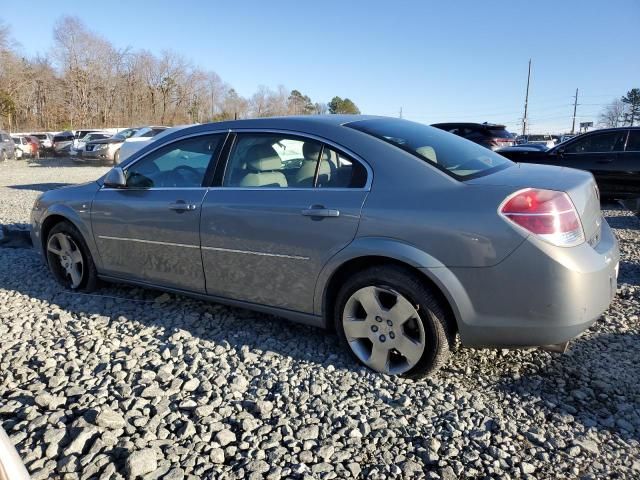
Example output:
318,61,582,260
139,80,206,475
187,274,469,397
0,17,360,132
598,89,640,128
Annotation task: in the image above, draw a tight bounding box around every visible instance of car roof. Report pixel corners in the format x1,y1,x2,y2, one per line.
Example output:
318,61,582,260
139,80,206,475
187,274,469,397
431,122,507,129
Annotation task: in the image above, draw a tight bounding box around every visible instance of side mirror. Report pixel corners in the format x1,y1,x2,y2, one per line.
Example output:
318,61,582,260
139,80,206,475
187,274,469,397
104,167,127,188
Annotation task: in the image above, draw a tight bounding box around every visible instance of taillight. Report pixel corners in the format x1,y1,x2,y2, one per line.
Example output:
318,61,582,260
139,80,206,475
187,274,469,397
499,188,585,247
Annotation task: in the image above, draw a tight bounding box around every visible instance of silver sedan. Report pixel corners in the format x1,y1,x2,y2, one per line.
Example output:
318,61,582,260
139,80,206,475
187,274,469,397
30,116,619,377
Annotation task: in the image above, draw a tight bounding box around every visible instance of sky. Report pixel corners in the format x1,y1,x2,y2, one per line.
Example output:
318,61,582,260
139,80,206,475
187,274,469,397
1,0,638,134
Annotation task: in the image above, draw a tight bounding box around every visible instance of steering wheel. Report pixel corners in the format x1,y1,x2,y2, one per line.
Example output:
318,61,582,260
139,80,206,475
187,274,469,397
173,165,202,185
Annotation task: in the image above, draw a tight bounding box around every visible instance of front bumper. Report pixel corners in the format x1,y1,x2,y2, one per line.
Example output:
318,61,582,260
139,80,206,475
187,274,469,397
83,146,115,162
425,219,619,348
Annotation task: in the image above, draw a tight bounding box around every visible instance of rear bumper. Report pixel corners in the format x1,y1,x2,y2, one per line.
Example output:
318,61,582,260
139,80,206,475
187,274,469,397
423,219,619,347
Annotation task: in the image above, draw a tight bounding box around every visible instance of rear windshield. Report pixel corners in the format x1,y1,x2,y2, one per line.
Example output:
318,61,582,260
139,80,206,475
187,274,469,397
347,118,512,179
485,126,512,138
53,135,72,141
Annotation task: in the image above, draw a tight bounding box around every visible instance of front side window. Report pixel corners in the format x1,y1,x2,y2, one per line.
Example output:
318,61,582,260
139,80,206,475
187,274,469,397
125,134,223,188
348,118,512,179
564,131,626,154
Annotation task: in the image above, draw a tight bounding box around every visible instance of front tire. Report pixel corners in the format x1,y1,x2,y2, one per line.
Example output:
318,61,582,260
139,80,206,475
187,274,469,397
335,265,454,378
45,221,98,291
113,149,120,165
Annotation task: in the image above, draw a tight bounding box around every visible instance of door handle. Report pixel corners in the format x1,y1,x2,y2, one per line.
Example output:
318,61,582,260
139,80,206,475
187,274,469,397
169,201,197,212
301,205,340,217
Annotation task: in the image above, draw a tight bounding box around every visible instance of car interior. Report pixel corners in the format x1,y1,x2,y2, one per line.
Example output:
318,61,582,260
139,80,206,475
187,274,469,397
224,136,366,189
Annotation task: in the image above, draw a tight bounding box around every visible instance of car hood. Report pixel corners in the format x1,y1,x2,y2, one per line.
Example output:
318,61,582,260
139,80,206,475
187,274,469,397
87,138,123,145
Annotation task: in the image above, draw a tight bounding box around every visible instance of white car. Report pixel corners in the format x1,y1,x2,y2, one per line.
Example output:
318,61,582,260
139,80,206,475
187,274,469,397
70,132,111,157
12,136,32,159
118,125,198,162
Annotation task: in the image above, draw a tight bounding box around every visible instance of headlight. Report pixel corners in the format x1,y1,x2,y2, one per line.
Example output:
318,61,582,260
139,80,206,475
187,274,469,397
97,143,109,150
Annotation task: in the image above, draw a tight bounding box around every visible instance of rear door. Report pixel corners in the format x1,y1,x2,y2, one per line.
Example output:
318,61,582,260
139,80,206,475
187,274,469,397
91,132,226,292
617,129,640,196
560,130,628,195
200,131,370,313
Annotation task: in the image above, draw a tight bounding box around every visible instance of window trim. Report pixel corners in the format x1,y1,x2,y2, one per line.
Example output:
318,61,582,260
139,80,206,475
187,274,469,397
562,130,628,155
102,130,229,191
211,128,372,191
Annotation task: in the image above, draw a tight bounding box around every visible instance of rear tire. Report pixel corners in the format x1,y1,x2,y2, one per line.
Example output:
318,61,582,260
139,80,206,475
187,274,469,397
335,265,454,378
45,221,98,292
1,150,7,162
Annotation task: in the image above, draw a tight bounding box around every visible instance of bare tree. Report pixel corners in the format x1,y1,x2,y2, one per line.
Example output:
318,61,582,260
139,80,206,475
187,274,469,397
598,99,627,128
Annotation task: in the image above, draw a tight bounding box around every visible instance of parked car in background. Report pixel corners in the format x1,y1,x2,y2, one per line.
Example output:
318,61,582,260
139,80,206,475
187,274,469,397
431,122,515,150
516,134,557,148
83,127,139,165
71,129,106,152
497,144,550,153
70,132,111,158
560,133,578,143
52,131,75,156
115,126,168,163
31,132,55,152
12,135,33,158
499,127,640,198
118,125,192,162
31,116,618,378
0,130,16,161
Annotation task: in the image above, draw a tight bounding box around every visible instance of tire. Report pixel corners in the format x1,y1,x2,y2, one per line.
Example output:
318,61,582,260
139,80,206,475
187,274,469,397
45,221,98,292
113,149,120,165
335,265,454,378
1,150,6,162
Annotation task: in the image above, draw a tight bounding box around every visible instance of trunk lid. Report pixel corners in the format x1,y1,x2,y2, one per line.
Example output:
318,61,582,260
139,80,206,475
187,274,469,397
467,163,602,246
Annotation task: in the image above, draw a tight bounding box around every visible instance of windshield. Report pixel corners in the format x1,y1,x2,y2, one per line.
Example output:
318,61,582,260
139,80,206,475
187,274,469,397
347,118,512,179
113,128,138,140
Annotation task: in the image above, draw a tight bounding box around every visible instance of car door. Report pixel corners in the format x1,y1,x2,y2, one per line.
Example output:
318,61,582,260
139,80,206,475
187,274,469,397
617,129,640,196
91,132,226,292
559,130,628,195
200,131,370,313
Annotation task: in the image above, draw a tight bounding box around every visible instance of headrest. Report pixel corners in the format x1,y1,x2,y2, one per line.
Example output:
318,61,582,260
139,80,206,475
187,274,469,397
246,144,282,171
302,142,329,161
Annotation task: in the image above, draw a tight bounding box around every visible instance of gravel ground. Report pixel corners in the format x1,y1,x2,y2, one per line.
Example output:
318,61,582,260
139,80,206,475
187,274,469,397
1,158,639,479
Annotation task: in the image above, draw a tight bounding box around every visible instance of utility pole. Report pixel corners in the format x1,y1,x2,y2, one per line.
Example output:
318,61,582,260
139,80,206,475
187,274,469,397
399,107,403,119
521,59,531,136
571,88,579,134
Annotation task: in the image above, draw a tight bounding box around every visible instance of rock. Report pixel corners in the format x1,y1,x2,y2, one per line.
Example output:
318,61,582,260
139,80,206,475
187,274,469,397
521,463,536,475
210,448,225,464
95,408,126,429
347,462,361,478
34,393,66,410
215,429,236,446
63,427,98,456
182,378,199,392
296,425,319,441
126,448,158,478
230,375,249,393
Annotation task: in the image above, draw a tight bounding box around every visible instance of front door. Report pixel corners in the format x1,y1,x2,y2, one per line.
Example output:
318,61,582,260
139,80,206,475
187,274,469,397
200,132,370,313
559,130,627,195
91,133,226,292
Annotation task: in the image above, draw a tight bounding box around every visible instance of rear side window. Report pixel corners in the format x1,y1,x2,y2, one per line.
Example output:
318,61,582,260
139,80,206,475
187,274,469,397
485,127,512,138
626,131,640,151
348,118,512,179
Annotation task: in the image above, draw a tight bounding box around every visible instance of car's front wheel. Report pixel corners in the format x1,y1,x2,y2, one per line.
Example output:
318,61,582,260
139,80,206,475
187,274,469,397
335,265,454,378
113,149,120,165
45,221,98,291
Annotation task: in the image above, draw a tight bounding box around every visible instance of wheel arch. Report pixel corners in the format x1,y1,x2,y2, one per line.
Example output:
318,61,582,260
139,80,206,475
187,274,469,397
39,206,101,270
316,238,461,333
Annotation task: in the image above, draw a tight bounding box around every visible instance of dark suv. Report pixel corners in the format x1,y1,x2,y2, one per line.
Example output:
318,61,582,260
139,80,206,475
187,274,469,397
432,122,515,150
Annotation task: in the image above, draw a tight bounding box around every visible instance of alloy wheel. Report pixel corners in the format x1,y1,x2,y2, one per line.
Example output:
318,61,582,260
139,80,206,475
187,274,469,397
342,286,426,375
47,232,84,288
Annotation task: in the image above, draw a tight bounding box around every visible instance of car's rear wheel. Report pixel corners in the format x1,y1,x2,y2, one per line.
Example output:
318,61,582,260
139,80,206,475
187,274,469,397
335,265,454,378
1,150,7,162
46,221,98,291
